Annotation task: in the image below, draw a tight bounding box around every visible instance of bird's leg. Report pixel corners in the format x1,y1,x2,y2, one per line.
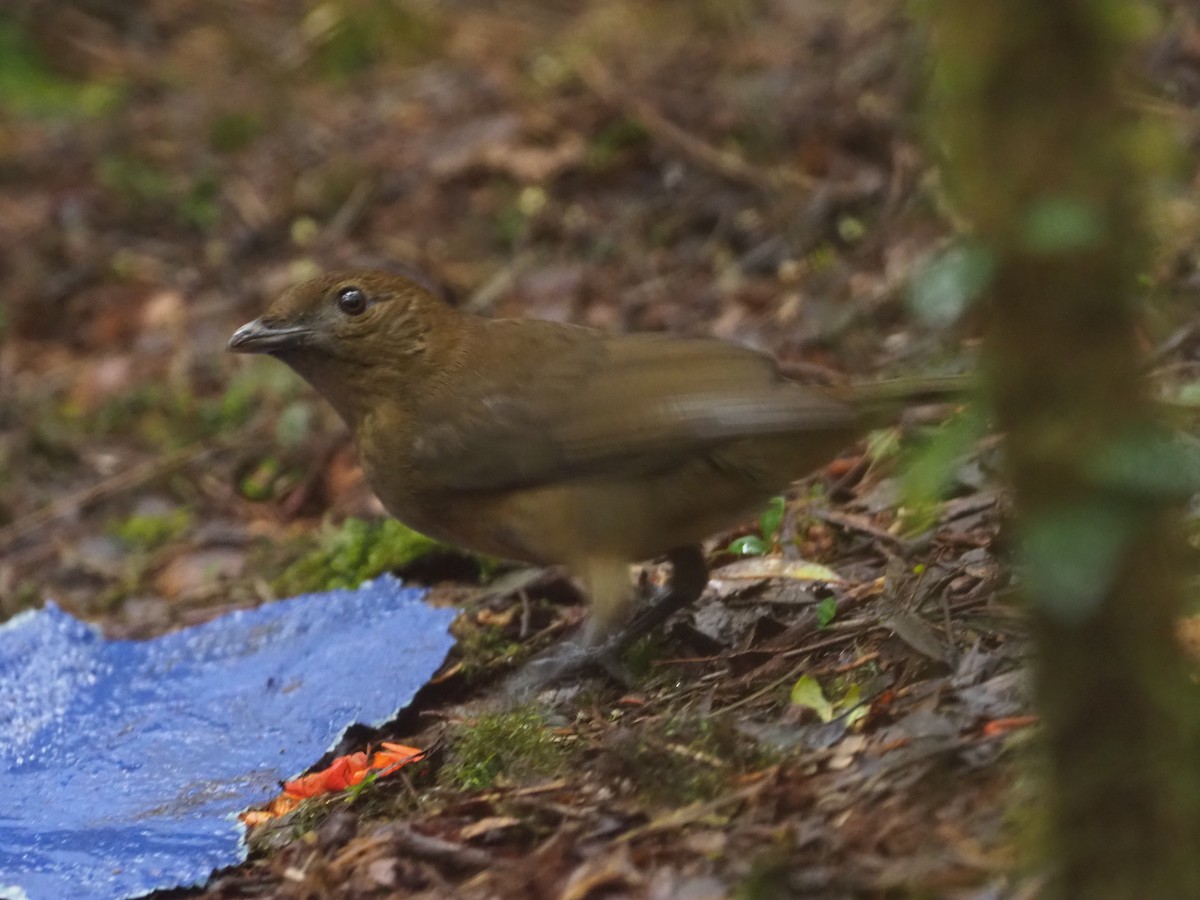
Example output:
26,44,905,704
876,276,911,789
593,544,708,661
504,545,708,696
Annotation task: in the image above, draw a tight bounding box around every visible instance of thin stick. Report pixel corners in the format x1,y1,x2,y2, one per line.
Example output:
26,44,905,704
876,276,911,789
0,437,235,552
578,56,815,193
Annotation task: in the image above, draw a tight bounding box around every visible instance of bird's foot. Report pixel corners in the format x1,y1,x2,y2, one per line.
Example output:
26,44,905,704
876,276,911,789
502,545,708,698
501,640,630,699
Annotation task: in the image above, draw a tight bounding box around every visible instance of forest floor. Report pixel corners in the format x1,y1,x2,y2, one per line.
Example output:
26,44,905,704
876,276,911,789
2,2,1199,897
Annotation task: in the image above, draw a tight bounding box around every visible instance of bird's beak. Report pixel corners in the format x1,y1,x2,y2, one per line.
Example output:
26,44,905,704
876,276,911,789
228,319,311,353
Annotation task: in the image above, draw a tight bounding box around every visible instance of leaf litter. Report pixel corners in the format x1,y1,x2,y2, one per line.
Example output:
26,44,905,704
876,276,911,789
2,1,1199,898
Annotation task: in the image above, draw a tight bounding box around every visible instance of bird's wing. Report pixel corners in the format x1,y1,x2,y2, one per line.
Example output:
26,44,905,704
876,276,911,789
411,322,859,492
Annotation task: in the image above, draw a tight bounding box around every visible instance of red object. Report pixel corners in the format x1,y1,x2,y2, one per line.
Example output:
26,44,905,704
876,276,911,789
260,742,427,811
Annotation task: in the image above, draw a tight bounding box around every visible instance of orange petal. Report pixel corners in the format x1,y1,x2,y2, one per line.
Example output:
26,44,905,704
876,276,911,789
372,743,425,771
284,752,368,798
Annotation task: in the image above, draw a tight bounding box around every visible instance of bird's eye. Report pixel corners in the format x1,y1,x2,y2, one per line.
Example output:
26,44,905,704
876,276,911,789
336,286,368,316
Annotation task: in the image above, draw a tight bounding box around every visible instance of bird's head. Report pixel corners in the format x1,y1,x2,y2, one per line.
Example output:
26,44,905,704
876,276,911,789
229,270,457,424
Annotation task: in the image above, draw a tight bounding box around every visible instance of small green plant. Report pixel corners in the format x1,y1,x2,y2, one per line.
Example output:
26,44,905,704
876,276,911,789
74,380,260,449
178,171,222,231
309,0,441,80
97,154,224,232
223,357,307,417
490,184,539,250
0,14,124,119
805,243,838,274
272,518,443,595
237,456,305,503
790,672,870,726
108,508,191,551
443,709,567,791
726,496,786,556
97,154,173,208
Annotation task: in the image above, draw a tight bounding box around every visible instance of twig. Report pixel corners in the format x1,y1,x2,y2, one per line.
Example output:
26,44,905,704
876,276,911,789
715,657,811,714
614,782,764,844
463,253,534,315
322,178,374,242
379,823,499,871
578,56,815,194
0,436,236,552
809,507,913,552
1147,320,1200,368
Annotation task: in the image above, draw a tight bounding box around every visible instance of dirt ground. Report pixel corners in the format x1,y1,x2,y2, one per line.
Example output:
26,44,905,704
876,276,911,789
2,2,1199,897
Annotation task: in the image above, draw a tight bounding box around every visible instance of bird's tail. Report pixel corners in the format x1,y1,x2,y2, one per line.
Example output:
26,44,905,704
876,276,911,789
839,373,976,429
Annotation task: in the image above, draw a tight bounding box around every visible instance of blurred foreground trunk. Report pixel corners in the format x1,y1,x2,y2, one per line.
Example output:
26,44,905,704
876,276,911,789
921,3,1200,896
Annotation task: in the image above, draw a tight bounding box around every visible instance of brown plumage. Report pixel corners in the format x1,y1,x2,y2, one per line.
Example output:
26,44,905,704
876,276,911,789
230,271,951,645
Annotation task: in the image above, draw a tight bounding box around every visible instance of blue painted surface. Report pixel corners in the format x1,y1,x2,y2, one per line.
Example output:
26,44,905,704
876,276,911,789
0,576,456,900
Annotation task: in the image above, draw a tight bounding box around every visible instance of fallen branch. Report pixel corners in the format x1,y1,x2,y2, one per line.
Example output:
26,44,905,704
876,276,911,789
578,56,814,194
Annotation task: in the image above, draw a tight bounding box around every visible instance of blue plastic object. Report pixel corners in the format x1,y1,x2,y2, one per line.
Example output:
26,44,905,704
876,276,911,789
0,576,456,900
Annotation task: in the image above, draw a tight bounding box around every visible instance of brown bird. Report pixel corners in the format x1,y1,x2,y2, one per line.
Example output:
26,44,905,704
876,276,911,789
230,271,960,679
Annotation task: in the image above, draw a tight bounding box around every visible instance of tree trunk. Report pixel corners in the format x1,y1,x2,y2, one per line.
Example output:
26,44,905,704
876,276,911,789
920,3,1200,896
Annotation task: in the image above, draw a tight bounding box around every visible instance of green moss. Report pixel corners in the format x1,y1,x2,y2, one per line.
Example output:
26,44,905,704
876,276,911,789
272,517,443,596
107,508,191,551
614,716,775,806
443,708,569,791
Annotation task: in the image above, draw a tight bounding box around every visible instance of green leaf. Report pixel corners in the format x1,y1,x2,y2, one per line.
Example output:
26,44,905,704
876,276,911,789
839,683,870,727
900,408,986,531
865,427,902,464
907,241,994,326
726,535,768,556
790,675,834,722
758,496,787,542
836,214,866,243
816,596,838,628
